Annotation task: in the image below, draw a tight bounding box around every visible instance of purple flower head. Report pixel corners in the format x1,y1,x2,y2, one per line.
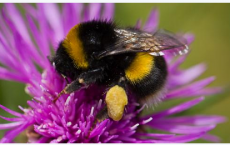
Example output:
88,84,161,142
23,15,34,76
0,3,225,143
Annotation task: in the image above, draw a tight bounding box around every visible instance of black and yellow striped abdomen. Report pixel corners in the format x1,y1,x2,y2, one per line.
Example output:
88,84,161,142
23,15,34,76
125,53,167,103
125,52,154,84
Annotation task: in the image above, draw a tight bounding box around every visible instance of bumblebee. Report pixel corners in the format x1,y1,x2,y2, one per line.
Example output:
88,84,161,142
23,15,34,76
51,20,189,121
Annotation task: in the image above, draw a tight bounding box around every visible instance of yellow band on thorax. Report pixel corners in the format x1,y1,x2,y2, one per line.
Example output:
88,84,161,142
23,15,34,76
63,25,88,69
125,52,154,84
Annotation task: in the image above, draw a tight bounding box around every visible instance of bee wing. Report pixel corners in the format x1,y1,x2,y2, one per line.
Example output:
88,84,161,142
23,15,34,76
96,29,189,59
147,30,189,56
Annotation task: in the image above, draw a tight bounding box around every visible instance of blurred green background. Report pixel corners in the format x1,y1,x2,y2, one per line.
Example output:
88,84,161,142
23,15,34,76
0,3,230,143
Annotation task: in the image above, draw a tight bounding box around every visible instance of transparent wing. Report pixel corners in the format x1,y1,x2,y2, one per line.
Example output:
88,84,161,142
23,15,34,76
147,29,189,56
96,29,189,59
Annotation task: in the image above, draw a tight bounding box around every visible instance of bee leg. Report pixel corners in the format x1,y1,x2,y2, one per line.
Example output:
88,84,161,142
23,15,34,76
53,68,104,103
53,79,83,103
61,74,70,84
95,106,108,122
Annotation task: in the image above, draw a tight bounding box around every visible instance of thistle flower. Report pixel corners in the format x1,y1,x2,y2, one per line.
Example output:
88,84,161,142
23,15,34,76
0,3,225,143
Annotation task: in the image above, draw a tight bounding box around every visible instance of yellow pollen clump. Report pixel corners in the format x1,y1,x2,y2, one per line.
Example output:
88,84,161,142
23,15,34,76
105,85,128,121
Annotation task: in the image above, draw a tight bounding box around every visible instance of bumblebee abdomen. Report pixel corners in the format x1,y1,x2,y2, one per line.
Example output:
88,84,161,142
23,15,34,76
125,54,167,103
125,52,154,84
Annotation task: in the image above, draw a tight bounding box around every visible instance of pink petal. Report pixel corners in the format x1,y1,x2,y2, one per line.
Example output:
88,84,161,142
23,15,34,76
153,115,225,125
89,119,109,138
62,3,77,34
0,122,22,130
40,3,64,41
167,77,216,99
0,115,24,122
36,137,50,143
150,123,215,134
168,63,207,88
26,14,50,64
0,35,19,70
135,19,142,29
144,97,204,119
0,123,30,143
4,4,33,47
162,133,205,143
202,134,221,142
1,8,44,68
136,132,175,139
168,54,188,72
0,67,27,82
183,33,195,44
102,3,115,20
143,8,159,33
89,3,102,20
21,3,37,18
0,104,23,117
136,133,204,143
